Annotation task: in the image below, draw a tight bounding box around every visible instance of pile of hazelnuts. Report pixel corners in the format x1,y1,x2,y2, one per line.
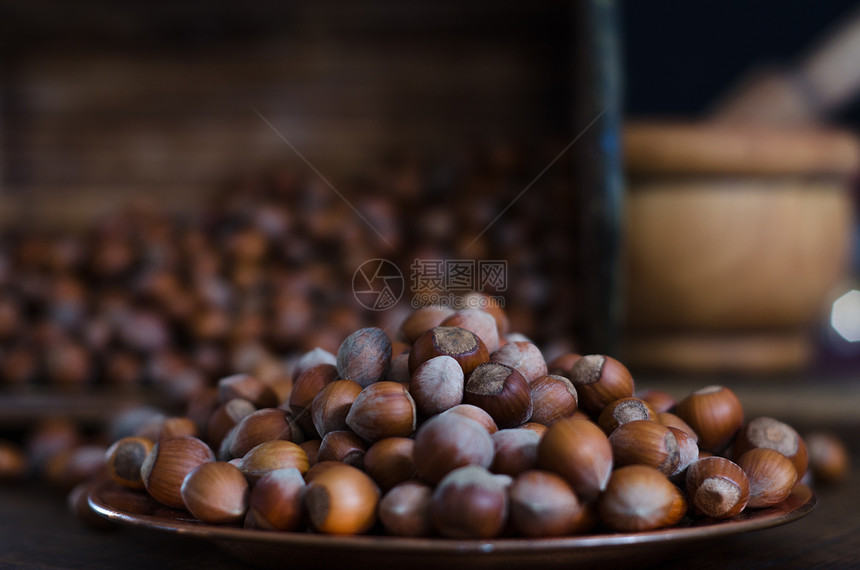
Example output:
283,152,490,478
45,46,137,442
103,302,822,538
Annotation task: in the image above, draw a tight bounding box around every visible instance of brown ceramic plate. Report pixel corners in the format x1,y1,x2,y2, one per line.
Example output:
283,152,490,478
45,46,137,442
88,477,816,570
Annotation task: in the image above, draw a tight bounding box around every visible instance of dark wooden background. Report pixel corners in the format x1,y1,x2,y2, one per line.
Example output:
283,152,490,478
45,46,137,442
0,1,574,228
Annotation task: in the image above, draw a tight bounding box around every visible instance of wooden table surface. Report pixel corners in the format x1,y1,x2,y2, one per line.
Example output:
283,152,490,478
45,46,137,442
0,375,858,569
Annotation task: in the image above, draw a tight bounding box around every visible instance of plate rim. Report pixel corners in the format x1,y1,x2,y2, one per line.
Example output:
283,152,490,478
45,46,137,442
86,476,817,555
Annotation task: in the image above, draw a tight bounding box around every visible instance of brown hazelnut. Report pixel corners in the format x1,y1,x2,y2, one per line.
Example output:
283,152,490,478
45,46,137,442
569,355,634,416
732,416,807,478
441,309,501,353
105,436,155,490
547,353,582,377
408,326,489,376
237,440,309,485
399,306,455,344
345,381,417,442
537,417,613,502
598,465,687,531
363,437,418,492
304,462,380,534
226,408,302,459
736,448,797,508
0,441,28,482
413,413,495,484
667,426,699,484
141,436,215,509
45,445,108,490
490,341,548,384
336,327,392,387
317,430,367,468
430,465,510,539
528,374,578,426
439,404,498,434
658,412,699,443
609,420,679,476
292,348,336,381
180,461,249,524
299,439,322,467
409,355,464,417
598,398,656,435
289,363,339,438
508,470,587,537
378,481,434,537
675,386,744,454
685,456,750,519
805,432,850,485
311,379,363,437
463,362,532,429
635,388,677,414
207,399,256,449
245,467,306,531
217,373,278,409
490,428,540,476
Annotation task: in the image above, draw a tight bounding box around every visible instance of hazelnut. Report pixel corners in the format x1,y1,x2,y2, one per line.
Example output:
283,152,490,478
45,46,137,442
217,373,278,409
547,352,582,377
460,292,509,335
667,427,699,484
336,327,392,387
675,386,744,454
293,347,337,380
569,355,634,416
289,363,339,438
45,445,108,490
0,441,28,482
408,326,489,376
207,399,256,449
409,355,464,417
490,429,540,477
736,448,797,508
237,440,309,485
363,437,418,492
685,456,750,519
658,412,699,443
105,436,155,490
517,422,548,437
141,436,216,509
378,481,434,537
489,341,547,384
180,461,249,524
311,379,363,437
805,432,850,485
598,465,687,531
317,430,367,468
508,470,587,537
441,309,501,353
528,374,578,426
345,381,417,442
598,398,656,435
227,408,302,459
439,404,498,434
413,413,495,484
386,353,411,384
245,467,306,531
609,420,680,476
732,416,807,478
399,306,455,344
430,465,510,539
299,439,322,467
304,462,380,534
537,417,613,502
635,388,677,414
463,362,532,429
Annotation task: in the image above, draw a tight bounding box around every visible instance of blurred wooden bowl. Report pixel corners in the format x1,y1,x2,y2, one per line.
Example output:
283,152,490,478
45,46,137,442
622,121,859,373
